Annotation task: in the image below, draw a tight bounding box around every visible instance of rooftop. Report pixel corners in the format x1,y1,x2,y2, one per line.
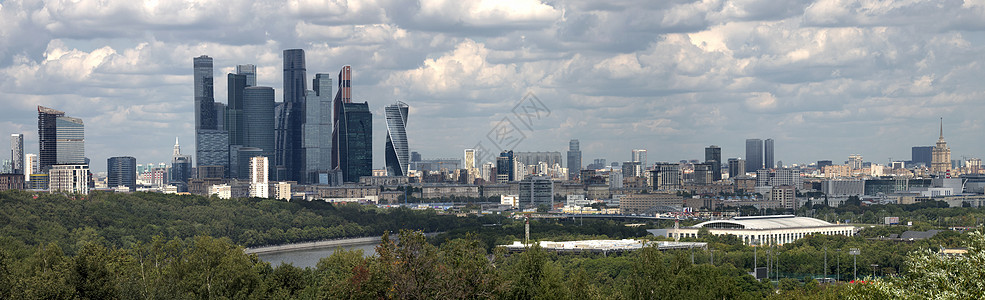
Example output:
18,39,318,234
693,215,842,230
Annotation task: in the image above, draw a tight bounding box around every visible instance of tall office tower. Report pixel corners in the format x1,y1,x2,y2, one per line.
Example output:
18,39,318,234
632,149,647,169
931,118,951,174
170,138,192,188
244,87,276,154
275,49,307,182
304,74,333,183
335,102,372,183
236,64,257,87
566,139,581,181
10,134,23,174
464,149,477,178
193,56,220,170
250,156,269,198
330,66,353,183
24,153,37,182
37,106,65,172
226,73,247,146
745,139,763,173
911,146,933,167
55,115,85,165
214,103,226,131
49,164,89,194
728,158,745,179
764,138,775,169
384,101,410,177
497,150,515,183
704,145,722,181
107,156,137,191
848,154,863,170
196,129,228,177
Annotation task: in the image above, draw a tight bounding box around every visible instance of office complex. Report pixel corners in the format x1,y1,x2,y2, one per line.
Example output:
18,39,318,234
275,49,307,182
932,118,951,174
728,158,745,179
911,146,933,167
10,134,23,174
38,106,86,172
764,138,774,169
226,73,247,146
305,74,333,183
334,102,372,183
567,139,581,181
632,149,647,169
705,145,721,181
107,156,137,191
745,139,763,173
193,55,221,172
243,87,276,154
384,101,410,176
518,176,554,208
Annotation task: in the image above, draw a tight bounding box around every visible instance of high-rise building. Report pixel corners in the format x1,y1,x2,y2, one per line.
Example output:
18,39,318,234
170,138,192,190
334,102,372,183
932,118,951,174
226,73,247,146
107,156,136,191
764,138,774,169
49,164,88,194
728,158,745,179
632,149,647,169
193,55,220,173
305,74,333,183
37,106,64,173
55,115,85,166
236,64,257,87
250,156,269,198
704,145,721,181
275,49,307,182
384,101,410,177
567,139,581,181
497,150,515,183
650,163,681,190
911,146,933,167
745,139,763,173
514,152,563,167
464,149,477,179
10,134,23,174
24,153,37,182
243,87,276,154
848,154,863,170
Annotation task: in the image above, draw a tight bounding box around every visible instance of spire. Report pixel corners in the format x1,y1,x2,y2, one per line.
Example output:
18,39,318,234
939,117,944,140
173,137,181,157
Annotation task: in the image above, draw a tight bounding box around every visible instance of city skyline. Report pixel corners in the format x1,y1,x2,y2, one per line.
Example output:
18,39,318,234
3,1,985,172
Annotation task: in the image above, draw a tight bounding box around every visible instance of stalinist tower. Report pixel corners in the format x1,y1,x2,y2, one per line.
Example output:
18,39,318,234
931,118,951,175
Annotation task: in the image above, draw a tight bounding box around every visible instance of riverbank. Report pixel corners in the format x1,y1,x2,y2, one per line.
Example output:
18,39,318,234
244,236,384,255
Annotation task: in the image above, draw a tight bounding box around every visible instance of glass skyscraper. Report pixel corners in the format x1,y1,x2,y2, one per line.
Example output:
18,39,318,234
55,116,85,166
10,134,23,174
305,74,333,183
193,55,225,174
764,138,775,169
226,73,247,146
244,86,276,157
237,64,256,87
275,49,307,182
37,106,64,173
705,145,722,181
566,139,581,181
745,138,763,173
384,101,409,176
336,102,372,183
107,156,136,191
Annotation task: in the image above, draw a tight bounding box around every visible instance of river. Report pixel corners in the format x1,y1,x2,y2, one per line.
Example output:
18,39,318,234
253,239,381,269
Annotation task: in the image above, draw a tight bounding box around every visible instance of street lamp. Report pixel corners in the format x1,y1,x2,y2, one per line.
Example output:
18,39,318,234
849,248,860,281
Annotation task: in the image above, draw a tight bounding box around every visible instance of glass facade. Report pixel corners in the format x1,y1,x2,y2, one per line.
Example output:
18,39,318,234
37,106,65,173
338,102,372,183
107,156,136,191
384,101,409,176
745,139,763,173
244,87,275,156
276,49,307,182
55,116,85,165
305,74,333,183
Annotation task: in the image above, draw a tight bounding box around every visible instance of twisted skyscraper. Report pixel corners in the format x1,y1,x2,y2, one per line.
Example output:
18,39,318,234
384,101,409,176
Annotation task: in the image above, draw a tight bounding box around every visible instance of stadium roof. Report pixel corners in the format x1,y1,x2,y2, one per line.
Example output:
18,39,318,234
692,215,841,230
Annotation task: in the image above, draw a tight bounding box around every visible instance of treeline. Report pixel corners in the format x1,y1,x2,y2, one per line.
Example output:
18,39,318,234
797,198,985,227
0,231,777,299
0,190,488,255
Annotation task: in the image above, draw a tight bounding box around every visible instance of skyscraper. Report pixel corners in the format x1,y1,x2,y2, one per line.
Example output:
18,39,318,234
330,66,355,184
243,87,276,154
705,145,721,181
745,139,763,173
632,149,647,170
932,118,951,174
24,153,37,182
250,156,269,198
275,49,307,182
304,74,333,183
193,55,217,132
384,101,410,177
226,73,247,146
497,150,515,183
37,106,64,173
237,64,257,87
10,134,23,174
55,115,84,166
728,158,745,179
334,102,372,183
911,146,933,167
464,149,477,179
566,139,581,181
170,138,192,190
107,156,137,191
764,138,775,169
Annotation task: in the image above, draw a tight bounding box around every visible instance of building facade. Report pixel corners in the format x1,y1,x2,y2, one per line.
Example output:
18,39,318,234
49,164,89,194
275,49,307,182
305,74,333,183
250,156,269,198
335,102,372,183
932,119,951,174
669,215,855,246
745,139,763,173
10,134,23,174
518,176,554,208
705,145,721,181
384,101,410,177
107,156,137,191
764,138,775,169
567,139,581,181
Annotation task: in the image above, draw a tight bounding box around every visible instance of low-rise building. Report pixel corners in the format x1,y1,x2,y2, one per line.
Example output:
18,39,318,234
668,215,855,245
620,192,682,215
49,164,89,194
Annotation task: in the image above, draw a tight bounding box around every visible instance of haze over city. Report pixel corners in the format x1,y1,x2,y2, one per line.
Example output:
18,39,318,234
3,0,985,172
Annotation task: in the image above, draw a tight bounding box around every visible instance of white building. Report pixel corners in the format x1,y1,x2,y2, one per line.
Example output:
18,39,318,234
250,156,269,198
49,164,89,194
275,182,292,201
501,195,519,208
668,215,855,246
210,184,232,199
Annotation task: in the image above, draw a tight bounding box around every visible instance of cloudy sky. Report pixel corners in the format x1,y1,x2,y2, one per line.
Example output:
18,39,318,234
3,0,985,173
